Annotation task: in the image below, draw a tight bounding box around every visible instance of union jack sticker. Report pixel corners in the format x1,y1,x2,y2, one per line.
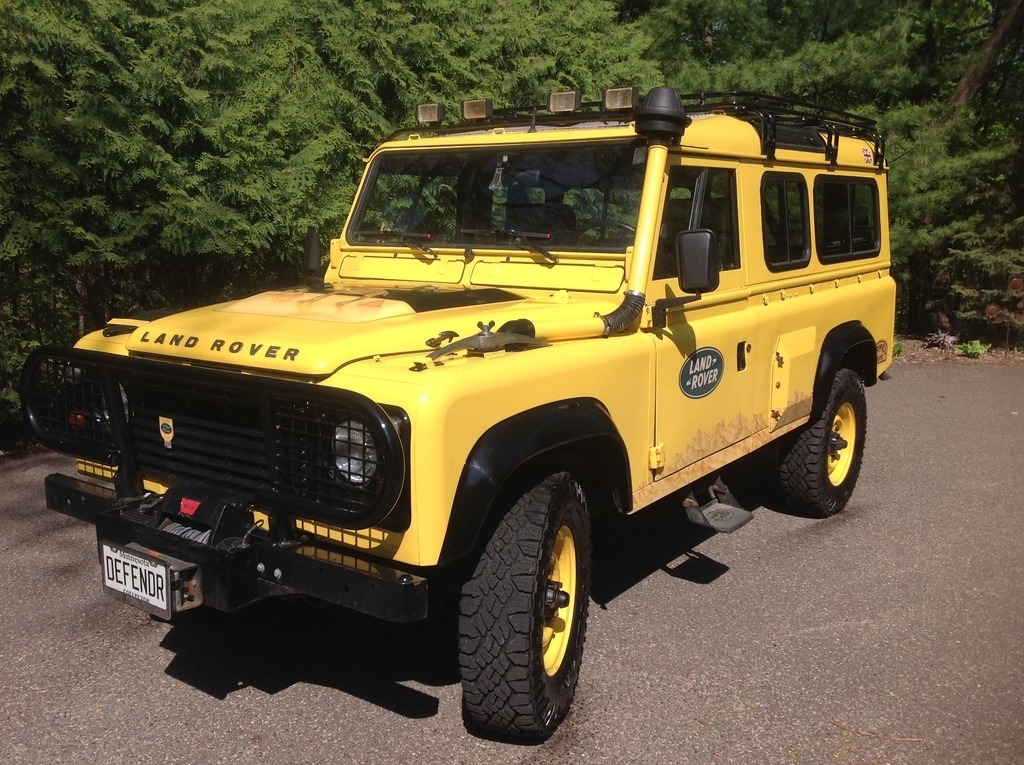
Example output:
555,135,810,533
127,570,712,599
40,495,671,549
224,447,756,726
862,148,873,164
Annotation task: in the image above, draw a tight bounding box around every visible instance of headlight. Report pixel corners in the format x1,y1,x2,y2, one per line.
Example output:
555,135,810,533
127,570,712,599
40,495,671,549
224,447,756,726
333,418,379,486
98,384,129,431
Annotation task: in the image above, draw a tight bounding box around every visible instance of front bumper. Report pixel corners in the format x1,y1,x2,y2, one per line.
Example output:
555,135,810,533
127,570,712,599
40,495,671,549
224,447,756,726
46,473,428,623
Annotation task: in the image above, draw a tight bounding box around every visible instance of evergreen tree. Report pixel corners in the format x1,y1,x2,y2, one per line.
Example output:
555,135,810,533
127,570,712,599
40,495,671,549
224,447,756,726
0,0,658,427
642,0,1024,342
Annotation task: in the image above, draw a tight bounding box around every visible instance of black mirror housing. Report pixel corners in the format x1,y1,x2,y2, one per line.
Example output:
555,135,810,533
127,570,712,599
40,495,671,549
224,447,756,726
675,229,720,294
304,226,322,275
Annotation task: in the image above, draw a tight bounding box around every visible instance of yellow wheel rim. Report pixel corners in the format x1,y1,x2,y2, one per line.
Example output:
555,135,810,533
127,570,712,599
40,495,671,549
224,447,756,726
542,525,576,676
827,402,857,486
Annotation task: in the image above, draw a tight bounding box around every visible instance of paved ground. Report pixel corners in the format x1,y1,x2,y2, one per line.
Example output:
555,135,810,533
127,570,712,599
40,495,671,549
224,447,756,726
1,362,1021,764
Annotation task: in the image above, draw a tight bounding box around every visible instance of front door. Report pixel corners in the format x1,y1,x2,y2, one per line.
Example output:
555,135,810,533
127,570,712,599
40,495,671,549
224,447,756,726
649,160,759,491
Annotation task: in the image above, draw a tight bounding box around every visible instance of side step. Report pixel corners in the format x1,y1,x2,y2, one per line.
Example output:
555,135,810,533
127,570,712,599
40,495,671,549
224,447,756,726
684,478,757,534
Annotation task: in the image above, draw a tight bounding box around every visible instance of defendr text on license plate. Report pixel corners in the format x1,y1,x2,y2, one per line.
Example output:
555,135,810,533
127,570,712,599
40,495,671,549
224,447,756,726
101,543,169,617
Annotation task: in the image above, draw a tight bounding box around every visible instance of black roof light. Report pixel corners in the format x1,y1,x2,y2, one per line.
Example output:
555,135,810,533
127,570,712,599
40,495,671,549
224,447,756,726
416,102,446,126
603,86,639,111
548,89,582,113
462,98,493,121
634,86,690,144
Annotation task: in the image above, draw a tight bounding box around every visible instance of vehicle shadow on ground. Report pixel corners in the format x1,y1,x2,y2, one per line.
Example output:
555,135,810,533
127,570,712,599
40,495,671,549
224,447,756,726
592,445,787,605
158,448,786,718
160,597,460,717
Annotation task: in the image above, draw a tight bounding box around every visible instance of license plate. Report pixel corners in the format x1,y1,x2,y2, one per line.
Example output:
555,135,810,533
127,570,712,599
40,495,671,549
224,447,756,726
101,542,171,619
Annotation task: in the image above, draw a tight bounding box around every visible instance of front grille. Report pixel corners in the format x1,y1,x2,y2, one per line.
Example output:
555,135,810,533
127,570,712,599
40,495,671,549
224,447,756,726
128,377,268,492
21,348,406,529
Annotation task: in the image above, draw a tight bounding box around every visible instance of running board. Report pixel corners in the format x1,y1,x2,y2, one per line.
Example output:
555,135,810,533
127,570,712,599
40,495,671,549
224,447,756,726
684,478,757,534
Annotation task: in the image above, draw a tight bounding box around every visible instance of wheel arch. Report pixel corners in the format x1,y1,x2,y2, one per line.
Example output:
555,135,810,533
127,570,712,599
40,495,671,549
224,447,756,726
438,398,631,566
813,321,878,418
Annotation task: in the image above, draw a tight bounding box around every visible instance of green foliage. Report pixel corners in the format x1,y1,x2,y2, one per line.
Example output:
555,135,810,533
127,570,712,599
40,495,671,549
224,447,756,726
0,0,657,429
955,339,991,358
3,0,1024,431
642,1,916,101
892,338,904,358
642,0,1024,342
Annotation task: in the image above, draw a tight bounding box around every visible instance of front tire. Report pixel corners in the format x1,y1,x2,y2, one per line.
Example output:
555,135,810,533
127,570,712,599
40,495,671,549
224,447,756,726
458,472,592,738
779,368,867,517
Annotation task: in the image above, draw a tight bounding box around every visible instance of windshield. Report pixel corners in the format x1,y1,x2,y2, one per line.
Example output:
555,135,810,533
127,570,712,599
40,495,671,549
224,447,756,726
348,140,646,252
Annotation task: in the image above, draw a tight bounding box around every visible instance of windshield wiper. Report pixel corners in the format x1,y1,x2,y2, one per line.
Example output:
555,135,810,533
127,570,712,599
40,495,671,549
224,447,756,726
350,229,437,258
460,228,558,263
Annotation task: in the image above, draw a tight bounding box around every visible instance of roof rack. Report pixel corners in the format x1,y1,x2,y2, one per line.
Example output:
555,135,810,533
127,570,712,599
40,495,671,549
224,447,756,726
386,99,635,141
391,89,885,167
680,91,885,167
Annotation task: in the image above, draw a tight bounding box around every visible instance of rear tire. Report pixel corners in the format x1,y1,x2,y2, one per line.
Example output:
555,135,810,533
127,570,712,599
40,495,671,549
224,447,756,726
779,369,866,517
458,472,591,738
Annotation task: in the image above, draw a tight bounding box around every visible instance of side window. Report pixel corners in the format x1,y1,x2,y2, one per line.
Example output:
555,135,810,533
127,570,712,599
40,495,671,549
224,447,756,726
814,178,880,261
655,165,739,279
761,173,809,270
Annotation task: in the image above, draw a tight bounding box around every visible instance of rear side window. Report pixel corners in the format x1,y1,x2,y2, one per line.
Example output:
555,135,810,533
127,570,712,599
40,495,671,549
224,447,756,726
814,178,880,261
761,173,809,270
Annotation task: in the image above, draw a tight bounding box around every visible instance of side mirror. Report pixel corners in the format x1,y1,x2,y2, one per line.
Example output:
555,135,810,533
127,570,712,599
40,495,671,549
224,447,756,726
304,226,328,291
675,229,720,294
304,226,322,275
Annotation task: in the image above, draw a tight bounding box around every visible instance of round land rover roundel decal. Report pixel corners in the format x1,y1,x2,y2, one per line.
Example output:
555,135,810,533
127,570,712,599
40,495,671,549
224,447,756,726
679,347,725,399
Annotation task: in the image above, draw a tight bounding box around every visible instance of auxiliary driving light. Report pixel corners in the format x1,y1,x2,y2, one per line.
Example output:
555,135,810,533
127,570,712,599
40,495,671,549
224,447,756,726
462,98,493,121
603,86,639,111
416,102,446,125
548,90,582,113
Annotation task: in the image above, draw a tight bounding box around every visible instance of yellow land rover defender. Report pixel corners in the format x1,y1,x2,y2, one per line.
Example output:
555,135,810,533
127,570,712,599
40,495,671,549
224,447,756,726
21,87,894,738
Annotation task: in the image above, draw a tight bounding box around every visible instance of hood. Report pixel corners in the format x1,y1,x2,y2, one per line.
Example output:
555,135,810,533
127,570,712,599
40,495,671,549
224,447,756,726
124,286,526,376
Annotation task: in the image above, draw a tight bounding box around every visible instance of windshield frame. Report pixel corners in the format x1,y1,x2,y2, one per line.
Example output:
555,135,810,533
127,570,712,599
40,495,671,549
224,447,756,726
346,137,648,255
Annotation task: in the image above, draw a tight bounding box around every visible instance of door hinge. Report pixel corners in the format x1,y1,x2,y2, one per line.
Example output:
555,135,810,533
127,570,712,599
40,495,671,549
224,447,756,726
648,443,665,470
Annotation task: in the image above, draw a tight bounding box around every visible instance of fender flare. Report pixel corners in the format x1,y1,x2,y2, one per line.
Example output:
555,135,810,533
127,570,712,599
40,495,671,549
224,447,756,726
438,398,630,565
813,321,878,417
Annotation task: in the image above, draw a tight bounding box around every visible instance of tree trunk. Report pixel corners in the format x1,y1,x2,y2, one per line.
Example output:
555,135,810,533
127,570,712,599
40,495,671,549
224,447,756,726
950,0,1024,106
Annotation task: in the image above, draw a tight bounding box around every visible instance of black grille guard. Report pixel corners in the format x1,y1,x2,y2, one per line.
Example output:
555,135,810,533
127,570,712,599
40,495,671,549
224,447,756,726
20,347,408,530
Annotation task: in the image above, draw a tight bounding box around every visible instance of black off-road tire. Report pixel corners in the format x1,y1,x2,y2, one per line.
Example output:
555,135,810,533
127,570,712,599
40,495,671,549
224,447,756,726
458,472,592,739
779,368,867,517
